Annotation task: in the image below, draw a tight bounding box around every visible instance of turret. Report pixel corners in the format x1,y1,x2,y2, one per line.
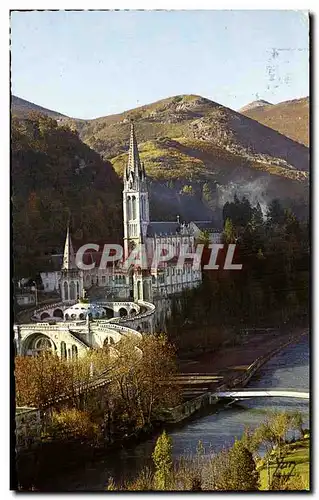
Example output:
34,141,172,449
123,121,150,258
60,224,83,302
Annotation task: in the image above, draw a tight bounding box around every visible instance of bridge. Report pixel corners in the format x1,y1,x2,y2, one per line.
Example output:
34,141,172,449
214,388,309,400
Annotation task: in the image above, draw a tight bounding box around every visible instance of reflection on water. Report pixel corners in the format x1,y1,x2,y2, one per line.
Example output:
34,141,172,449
46,335,309,491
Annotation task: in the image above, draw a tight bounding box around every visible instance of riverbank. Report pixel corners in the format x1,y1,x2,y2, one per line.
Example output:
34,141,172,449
17,332,309,491
178,325,308,392
162,326,308,423
15,325,309,490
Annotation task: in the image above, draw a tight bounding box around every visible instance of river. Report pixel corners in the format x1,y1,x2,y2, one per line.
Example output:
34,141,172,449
43,335,309,491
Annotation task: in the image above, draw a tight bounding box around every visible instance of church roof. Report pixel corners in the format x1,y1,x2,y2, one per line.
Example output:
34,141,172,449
62,225,76,270
191,221,221,232
146,222,181,237
124,121,145,185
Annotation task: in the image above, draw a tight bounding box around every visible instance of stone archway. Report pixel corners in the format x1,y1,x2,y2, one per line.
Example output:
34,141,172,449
143,281,150,300
40,312,50,321
119,307,128,317
69,281,76,301
24,333,56,357
137,281,141,300
130,308,137,316
63,281,69,301
103,307,113,319
53,308,63,318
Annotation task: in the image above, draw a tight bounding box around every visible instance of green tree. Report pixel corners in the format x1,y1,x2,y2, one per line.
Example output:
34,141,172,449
181,185,194,195
268,412,292,458
290,411,304,439
223,217,236,243
152,430,173,490
227,440,259,491
197,229,210,247
251,202,264,229
267,199,285,225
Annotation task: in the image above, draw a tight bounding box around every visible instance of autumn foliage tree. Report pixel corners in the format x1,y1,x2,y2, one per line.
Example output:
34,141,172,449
15,354,73,408
108,334,180,430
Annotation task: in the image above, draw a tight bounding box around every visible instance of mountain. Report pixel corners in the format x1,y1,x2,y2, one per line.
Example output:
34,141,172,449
240,97,309,146
63,94,309,222
239,100,273,112
12,113,123,276
11,94,309,274
11,95,69,120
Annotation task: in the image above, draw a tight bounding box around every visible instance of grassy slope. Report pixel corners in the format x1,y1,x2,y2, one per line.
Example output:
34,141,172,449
258,437,310,490
69,95,308,210
112,136,308,183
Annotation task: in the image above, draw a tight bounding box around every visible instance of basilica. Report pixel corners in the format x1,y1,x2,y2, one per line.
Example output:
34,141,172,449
43,122,219,305
15,124,221,359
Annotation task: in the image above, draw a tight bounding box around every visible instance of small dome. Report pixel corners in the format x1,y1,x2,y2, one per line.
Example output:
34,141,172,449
64,300,105,321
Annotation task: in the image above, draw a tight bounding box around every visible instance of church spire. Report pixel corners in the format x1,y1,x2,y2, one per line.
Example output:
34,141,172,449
62,224,76,270
125,121,143,185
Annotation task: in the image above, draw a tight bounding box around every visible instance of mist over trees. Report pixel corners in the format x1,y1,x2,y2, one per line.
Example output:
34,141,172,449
168,195,309,353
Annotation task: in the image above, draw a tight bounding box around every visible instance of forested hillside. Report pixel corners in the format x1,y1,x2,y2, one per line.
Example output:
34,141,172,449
67,94,309,222
11,94,310,277
12,113,123,276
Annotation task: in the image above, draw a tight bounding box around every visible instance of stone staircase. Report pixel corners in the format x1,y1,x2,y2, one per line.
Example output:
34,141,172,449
173,373,224,400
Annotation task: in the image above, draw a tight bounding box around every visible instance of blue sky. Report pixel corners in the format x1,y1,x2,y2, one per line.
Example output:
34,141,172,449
10,10,309,119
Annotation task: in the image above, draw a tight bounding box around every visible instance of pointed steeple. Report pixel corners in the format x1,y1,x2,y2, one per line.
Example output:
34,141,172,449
125,121,143,185
62,224,76,270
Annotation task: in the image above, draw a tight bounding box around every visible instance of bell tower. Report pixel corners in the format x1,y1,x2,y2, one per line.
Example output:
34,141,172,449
123,121,150,259
60,225,83,302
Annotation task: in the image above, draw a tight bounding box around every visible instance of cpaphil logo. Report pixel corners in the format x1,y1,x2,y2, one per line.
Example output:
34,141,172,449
75,243,243,271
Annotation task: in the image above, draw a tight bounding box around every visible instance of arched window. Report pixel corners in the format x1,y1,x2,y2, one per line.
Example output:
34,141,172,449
79,313,84,320
65,313,69,320
143,281,149,300
72,345,78,359
76,282,80,298
69,281,76,300
61,341,67,359
71,313,76,319
127,196,132,220
53,309,63,318
109,337,115,345
132,196,136,220
63,281,69,301
35,336,52,353
137,281,141,300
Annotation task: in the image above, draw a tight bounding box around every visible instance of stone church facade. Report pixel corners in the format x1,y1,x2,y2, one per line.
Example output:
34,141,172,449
15,124,220,359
